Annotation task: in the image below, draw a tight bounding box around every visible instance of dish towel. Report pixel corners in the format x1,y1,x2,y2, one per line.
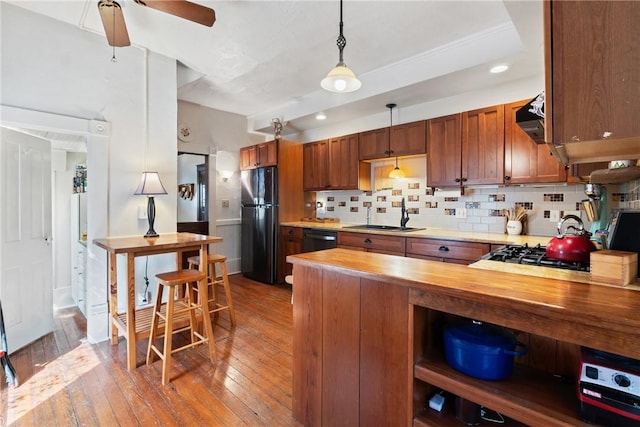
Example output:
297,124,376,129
0,299,18,387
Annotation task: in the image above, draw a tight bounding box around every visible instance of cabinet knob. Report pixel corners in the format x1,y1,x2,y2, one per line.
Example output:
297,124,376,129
288,230,294,235
461,177,467,182
455,178,461,183
505,176,511,181
438,245,449,252
364,238,372,244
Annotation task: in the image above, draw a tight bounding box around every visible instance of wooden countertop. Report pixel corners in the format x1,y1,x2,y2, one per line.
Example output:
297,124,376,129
287,248,640,359
280,221,551,246
94,232,222,255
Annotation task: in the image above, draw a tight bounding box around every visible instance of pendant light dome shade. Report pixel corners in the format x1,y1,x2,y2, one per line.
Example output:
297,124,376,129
389,161,406,179
321,0,361,93
321,63,361,93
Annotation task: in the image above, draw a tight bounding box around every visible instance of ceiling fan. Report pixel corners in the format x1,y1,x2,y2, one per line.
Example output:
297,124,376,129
97,0,216,47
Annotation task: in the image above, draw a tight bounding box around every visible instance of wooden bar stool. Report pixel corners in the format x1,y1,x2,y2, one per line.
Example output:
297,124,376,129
146,269,216,385
187,254,236,326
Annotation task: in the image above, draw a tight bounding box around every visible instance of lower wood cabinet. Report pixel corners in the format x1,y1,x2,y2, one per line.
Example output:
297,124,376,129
278,226,303,283
338,231,406,256
405,237,491,264
292,264,410,426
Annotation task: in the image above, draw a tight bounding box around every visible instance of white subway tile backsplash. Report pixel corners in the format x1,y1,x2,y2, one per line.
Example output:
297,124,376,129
314,163,632,236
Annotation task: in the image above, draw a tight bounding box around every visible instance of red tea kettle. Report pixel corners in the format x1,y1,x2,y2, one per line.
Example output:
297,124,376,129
546,215,597,263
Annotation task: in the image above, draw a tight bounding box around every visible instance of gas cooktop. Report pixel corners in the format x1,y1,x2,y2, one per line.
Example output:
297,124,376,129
481,243,590,272
472,243,640,289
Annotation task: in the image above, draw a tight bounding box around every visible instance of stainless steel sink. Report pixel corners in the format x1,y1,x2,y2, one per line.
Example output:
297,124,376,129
343,224,423,232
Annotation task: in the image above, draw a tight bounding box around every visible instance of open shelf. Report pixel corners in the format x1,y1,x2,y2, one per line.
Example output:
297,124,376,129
414,354,591,427
414,396,527,426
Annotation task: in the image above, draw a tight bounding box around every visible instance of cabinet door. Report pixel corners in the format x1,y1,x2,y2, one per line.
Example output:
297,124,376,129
359,279,409,425
303,140,329,191
462,105,505,185
504,100,567,184
391,120,426,157
279,226,303,282
426,114,462,187
322,271,361,426
328,134,359,189
358,128,390,160
548,1,640,144
257,140,278,167
240,146,256,170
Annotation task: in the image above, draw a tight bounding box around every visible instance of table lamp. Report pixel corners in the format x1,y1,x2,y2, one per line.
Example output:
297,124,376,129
134,171,168,238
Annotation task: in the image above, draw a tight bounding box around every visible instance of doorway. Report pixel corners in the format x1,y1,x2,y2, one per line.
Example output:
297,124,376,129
177,153,209,266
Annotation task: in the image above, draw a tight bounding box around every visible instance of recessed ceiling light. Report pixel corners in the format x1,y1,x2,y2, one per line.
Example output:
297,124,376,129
490,64,509,74
316,112,327,120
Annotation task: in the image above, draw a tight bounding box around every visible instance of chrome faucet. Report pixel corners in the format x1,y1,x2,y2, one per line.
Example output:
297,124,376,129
366,206,372,225
400,197,410,228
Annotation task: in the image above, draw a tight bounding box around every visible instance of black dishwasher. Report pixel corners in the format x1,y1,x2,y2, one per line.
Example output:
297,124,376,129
302,228,338,252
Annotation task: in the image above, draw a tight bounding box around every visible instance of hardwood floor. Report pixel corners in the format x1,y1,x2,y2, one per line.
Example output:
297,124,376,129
1,274,302,426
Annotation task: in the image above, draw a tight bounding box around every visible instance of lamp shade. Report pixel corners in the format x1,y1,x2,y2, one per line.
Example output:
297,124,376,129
134,171,168,195
321,64,362,93
389,165,406,179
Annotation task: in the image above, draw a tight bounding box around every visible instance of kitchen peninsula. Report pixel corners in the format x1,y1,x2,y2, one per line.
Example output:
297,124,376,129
288,248,640,426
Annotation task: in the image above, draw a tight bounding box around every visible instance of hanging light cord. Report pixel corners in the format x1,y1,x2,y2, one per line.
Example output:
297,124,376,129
111,2,117,62
336,0,346,64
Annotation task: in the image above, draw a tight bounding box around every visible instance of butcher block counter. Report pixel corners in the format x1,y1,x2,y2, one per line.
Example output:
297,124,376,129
288,248,640,426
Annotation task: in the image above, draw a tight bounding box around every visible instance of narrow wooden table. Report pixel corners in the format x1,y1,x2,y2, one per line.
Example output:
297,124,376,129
94,232,223,371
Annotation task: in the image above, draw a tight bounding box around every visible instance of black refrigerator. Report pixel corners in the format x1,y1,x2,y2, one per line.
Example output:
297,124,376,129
241,166,278,284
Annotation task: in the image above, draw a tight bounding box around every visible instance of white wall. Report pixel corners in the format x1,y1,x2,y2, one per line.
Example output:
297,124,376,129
1,3,178,343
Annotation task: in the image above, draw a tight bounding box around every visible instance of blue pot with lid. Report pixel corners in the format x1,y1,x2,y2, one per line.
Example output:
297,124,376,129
444,319,527,381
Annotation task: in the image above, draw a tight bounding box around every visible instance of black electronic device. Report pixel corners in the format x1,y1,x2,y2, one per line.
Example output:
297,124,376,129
607,210,640,277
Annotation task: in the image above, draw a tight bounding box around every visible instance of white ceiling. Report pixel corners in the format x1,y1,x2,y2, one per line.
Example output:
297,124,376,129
7,0,543,137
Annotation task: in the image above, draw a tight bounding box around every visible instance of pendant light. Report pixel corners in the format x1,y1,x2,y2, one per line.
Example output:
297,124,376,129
321,0,361,93
387,103,405,179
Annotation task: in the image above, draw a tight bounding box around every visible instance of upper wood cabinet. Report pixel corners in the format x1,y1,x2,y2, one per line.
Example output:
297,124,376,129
545,1,640,163
427,106,504,187
462,105,505,185
426,114,462,187
240,140,278,170
390,121,426,157
359,121,426,161
359,128,389,160
302,140,329,191
303,135,371,191
504,100,567,184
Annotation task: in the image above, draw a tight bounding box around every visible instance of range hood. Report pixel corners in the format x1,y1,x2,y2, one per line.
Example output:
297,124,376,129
515,93,545,144
516,92,640,165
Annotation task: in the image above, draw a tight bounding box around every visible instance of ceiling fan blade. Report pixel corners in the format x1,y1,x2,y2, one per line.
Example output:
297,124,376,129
134,0,216,27
97,0,131,47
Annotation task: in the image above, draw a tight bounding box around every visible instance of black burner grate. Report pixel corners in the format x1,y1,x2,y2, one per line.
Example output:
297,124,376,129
482,243,590,272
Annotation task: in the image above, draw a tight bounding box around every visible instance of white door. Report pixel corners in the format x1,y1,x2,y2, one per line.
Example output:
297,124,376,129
0,127,53,352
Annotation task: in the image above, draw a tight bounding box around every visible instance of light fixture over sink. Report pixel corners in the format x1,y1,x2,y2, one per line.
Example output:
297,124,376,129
320,0,361,93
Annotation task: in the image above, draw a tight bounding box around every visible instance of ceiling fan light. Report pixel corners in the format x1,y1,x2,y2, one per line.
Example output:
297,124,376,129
321,64,361,93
